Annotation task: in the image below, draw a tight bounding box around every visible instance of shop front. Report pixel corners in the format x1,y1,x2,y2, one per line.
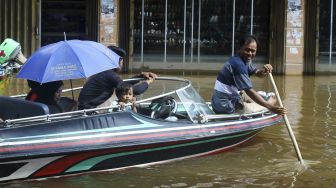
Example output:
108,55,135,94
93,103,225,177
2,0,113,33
129,0,273,71
3,0,336,74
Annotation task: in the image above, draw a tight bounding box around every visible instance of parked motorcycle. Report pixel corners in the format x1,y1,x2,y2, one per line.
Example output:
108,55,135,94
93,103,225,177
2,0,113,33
0,38,27,80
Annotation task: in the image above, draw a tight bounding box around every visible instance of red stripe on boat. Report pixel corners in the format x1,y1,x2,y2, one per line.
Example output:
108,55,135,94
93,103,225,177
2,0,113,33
32,139,190,177
0,116,282,153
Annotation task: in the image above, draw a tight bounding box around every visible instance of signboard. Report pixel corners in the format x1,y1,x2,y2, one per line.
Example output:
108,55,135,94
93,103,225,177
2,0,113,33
286,0,304,65
100,0,118,45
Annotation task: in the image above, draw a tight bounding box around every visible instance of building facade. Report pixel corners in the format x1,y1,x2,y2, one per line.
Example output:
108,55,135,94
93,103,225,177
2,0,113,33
1,0,335,74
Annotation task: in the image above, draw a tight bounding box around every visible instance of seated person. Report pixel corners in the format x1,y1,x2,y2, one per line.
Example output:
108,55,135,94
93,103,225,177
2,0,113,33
110,78,153,112
110,81,137,112
78,46,157,110
26,80,77,114
211,35,286,115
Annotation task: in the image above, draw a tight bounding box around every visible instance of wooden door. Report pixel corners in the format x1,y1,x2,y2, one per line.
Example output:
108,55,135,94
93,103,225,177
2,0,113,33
0,0,40,57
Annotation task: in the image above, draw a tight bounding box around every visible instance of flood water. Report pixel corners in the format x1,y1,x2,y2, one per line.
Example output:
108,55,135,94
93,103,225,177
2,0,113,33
1,73,336,188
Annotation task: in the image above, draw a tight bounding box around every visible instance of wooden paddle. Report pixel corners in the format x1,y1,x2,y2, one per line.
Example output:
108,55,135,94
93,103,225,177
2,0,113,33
269,73,304,164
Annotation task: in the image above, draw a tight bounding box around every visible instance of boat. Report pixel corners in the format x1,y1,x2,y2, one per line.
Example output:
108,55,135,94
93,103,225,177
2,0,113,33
0,77,283,183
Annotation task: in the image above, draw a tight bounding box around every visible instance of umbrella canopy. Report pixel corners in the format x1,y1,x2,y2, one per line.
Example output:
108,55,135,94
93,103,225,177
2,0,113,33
16,40,120,83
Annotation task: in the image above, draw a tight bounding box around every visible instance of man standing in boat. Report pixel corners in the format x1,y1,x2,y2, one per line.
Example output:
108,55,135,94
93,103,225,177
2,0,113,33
211,35,286,115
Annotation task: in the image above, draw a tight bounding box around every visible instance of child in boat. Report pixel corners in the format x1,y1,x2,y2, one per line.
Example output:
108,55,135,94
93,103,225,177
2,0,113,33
110,81,138,112
110,78,153,112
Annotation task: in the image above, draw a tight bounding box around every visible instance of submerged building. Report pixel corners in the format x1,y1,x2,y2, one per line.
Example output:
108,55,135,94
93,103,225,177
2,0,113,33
0,0,335,74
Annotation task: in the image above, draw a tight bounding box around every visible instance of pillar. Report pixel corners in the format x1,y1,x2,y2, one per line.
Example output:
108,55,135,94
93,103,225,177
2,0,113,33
285,0,305,75
99,0,119,46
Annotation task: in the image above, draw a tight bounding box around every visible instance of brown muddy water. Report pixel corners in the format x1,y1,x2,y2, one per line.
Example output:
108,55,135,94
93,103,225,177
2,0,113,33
1,73,336,188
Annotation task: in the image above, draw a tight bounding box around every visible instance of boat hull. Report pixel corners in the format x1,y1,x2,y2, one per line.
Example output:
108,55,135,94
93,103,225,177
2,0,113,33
0,106,283,183
0,129,261,183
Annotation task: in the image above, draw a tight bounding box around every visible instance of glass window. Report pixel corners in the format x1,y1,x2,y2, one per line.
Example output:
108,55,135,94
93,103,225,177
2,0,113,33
319,0,336,64
41,0,87,46
166,0,185,63
252,0,270,57
198,0,233,56
131,0,271,65
177,85,214,123
234,0,252,51
333,0,336,62
133,0,165,63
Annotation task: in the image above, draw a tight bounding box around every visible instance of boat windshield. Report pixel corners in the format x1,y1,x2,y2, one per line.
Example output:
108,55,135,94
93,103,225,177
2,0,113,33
177,85,215,123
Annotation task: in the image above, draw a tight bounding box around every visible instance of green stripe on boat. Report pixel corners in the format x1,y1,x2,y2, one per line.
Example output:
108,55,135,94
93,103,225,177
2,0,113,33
65,131,256,172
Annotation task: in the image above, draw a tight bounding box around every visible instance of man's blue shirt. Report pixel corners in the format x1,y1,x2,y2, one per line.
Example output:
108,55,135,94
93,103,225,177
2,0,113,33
211,54,257,113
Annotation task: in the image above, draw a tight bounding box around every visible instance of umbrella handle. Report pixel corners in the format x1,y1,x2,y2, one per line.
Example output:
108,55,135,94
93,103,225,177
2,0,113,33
69,80,75,100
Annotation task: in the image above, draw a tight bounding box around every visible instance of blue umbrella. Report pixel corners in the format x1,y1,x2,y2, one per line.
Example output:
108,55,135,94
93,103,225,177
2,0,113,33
16,39,120,83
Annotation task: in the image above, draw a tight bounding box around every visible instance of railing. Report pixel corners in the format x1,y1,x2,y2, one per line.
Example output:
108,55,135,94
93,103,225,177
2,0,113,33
2,76,276,127
3,77,192,127
204,110,271,121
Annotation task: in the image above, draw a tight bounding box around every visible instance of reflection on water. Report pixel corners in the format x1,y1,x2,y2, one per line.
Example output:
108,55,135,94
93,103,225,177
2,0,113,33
2,74,336,188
